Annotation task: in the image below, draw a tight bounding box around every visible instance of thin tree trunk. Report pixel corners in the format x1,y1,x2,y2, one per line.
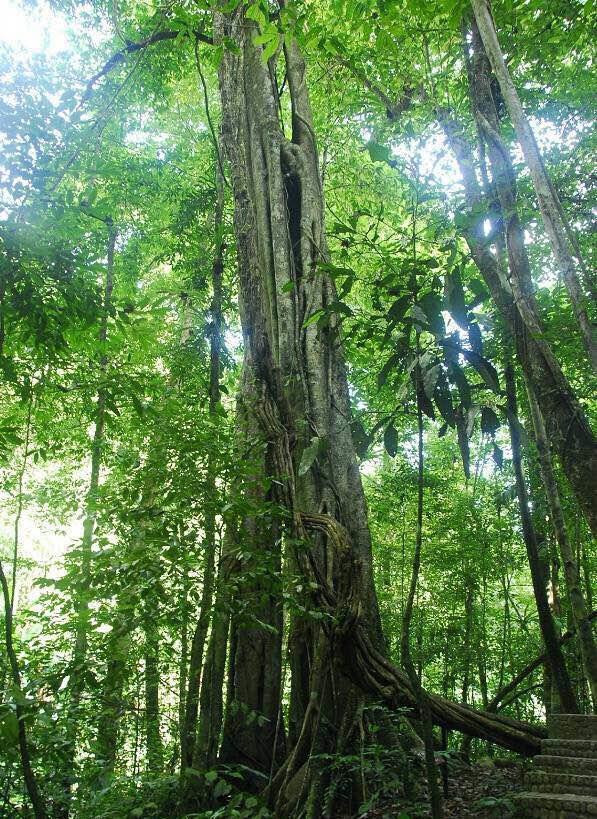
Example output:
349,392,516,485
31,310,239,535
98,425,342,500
488,611,597,712
144,617,164,773
10,394,33,612
0,559,47,818
400,379,443,818
64,218,116,803
178,558,189,755
93,607,132,784
470,0,596,370
193,609,228,770
461,582,474,707
582,541,593,613
505,363,578,713
181,164,225,769
437,107,597,537
193,545,233,770
526,380,597,708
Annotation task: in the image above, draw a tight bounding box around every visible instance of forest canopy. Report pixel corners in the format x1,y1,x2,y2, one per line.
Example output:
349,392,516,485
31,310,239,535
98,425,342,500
0,0,595,817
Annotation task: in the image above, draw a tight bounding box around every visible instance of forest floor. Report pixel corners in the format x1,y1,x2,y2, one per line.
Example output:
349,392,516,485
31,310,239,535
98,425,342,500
365,758,525,818
437,759,523,818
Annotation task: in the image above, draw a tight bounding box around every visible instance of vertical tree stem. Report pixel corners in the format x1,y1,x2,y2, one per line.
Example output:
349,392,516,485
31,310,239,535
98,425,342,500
505,362,578,713
470,0,596,369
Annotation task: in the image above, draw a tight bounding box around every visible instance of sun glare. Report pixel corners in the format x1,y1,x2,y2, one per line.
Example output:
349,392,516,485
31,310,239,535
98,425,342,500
0,0,70,56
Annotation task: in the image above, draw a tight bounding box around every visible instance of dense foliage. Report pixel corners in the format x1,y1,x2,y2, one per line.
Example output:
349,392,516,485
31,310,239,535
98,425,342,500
0,0,595,817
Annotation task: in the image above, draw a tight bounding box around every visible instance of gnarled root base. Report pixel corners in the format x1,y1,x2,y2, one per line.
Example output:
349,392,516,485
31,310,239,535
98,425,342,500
296,511,545,757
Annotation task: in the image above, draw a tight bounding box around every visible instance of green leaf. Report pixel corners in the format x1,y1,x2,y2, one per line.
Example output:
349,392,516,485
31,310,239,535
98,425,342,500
303,309,325,328
422,363,441,399
0,709,19,749
468,322,483,354
351,419,370,459
366,141,391,164
246,3,266,26
220,0,242,12
449,361,471,409
419,291,445,337
416,376,435,419
387,295,411,324
481,406,500,436
377,352,401,388
261,32,281,62
222,35,241,55
410,304,428,327
461,350,501,393
434,381,456,427
299,436,326,476
254,24,278,46
214,779,231,798
384,424,398,457
131,394,146,418
465,404,481,438
444,268,468,328
468,278,489,307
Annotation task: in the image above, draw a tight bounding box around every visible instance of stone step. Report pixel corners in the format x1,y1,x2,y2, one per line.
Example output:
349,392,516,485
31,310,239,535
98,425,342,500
514,792,597,817
549,714,597,742
542,739,597,759
525,770,597,797
537,755,597,774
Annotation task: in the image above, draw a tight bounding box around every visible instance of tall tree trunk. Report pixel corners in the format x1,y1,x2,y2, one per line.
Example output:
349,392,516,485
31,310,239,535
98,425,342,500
470,0,596,370
181,164,225,770
144,616,164,773
343,49,596,527
437,107,597,536
526,381,597,708
504,363,578,713
93,605,133,784
63,218,116,805
178,559,189,761
215,5,383,798
400,379,442,818
213,10,550,810
193,561,231,769
10,393,33,613
0,558,47,818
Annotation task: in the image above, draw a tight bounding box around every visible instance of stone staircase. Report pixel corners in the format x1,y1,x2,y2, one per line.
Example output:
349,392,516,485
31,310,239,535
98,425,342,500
515,714,597,817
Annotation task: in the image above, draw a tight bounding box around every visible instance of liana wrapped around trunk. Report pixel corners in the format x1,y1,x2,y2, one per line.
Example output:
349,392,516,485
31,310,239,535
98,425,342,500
212,2,547,810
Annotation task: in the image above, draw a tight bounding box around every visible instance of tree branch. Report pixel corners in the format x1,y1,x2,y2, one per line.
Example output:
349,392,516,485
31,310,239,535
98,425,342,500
83,28,214,100
488,609,597,712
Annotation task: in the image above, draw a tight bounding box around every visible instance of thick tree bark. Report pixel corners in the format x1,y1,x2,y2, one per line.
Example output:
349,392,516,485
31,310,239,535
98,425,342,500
214,6,383,796
213,9,550,810
470,0,596,370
